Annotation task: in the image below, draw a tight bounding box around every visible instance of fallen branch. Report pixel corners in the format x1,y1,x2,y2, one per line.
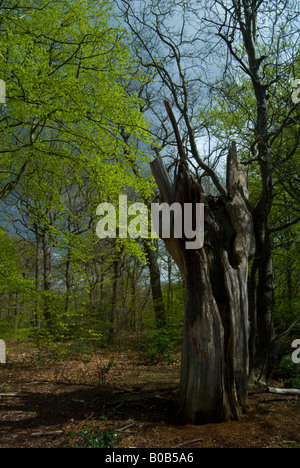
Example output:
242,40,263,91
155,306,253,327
31,430,64,438
173,438,203,448
116,423,135,433
0,393,29,397
259,398,294,403
268,387,300,395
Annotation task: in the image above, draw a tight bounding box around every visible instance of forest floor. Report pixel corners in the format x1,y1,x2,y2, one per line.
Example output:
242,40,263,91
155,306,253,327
0,341,299,449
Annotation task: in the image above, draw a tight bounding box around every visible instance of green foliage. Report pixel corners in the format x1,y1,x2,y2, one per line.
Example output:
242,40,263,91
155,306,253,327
163,280,185,344
0,382,8,393
272,215,300,335
71,424,121,448
0,228,33,293
137,329,175,363
284,377,300,390
275,355,300,389
0,0,157,344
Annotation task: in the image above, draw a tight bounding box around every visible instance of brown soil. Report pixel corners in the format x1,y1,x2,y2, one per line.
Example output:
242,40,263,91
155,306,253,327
0,341,299,448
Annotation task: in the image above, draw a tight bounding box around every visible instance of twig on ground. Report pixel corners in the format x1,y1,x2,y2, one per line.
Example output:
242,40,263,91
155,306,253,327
31,430,64,437
116,423,136,432
173,438,203,448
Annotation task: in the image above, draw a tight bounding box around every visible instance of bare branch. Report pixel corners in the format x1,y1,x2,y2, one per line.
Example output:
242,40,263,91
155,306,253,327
269,216,300,234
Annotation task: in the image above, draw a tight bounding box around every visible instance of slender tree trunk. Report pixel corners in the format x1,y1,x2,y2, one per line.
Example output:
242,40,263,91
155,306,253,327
108,242,123,344
129,262,137,331
127,257,138,332
34,224,41,330
65,247,72,315
247,99,276,381
42,231,53,330
143,239,166,328
167,254,172,314
250,220,276,381
236,1,276,383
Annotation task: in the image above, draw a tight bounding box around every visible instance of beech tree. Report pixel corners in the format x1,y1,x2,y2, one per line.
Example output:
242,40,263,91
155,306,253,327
0,0,154,333
0,0,153,204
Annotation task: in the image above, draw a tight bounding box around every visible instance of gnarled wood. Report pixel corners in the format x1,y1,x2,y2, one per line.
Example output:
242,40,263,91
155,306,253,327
150,103,255,424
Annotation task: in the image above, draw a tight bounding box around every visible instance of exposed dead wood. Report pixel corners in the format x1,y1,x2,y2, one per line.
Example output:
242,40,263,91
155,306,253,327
150,102,255,424
268,387,300,395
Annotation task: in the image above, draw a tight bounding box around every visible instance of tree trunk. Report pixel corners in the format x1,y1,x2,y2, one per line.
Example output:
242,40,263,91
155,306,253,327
179,248,228,423
248,142,276,383
65,251,72,315
108,242,124,344
239,3,276,383
42,231,53,330
34,224,41,330
249,226,277,383
143,239,166,328
128,258,137,332
151,127,255,423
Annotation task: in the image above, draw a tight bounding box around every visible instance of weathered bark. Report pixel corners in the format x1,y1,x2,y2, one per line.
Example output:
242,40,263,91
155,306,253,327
179,248,228,423
150,105,255,424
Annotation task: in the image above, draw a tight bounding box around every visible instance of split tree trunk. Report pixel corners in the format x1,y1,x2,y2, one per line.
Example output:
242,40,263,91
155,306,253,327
150,122,255,423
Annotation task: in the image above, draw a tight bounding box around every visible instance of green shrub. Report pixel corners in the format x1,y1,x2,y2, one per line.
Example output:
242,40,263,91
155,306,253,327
137,329,175,363
276,355,300,388
71,424,121,449
284,377,300,389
